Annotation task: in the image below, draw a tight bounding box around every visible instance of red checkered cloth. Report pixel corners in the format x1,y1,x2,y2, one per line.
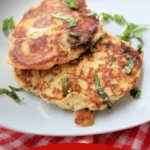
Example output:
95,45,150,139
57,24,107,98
0,122,149,150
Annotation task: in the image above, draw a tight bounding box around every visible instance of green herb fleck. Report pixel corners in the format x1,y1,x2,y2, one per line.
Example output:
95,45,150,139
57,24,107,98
114,14,126,26
85,12,99,18
65,0,78,9
69,90,74,96
2,17,15,36
0,86,24,103
0,89,10,95
27,89,31,92
112,60,117,67
100,13,149,49
111,56,117,67
124,58,136,74
101,13,114,23
115,93,118,98
39,6,43,13
70,32,80,38
117,23,149,49
62,51,67,53
130,87,141,99
9,86,24,91
94,73,112,109
8,91,24,103
52,14,77,27
69,0,78,9
62,77,70,97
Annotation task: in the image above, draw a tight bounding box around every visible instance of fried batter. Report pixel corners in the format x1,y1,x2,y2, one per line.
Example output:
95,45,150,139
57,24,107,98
6,0,103,70
13,31,143,126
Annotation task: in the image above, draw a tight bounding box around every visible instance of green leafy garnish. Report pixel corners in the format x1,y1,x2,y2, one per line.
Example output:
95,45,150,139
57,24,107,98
94,73,112,109
111,56,117,67
0,89,10,95
124,58,136,74
100,13,126,25
62,77,70,97
9,86,24,91
130,87,141,99
115,93,118,98
112,60,117,67
2,17,15,36
114,14,126,26
65,0,78,9
85,12,99,17
0,86,24,103
52,14,77,27
117,23,149,49
70,32,80,38
62,51,67,53
100,13,149,49
69,0,78,9
8,91,24,103
101,13,114,23
69,90,74,96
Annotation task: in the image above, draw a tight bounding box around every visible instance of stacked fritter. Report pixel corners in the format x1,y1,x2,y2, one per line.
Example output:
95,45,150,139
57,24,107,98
6,0,103,70
6,0,143,127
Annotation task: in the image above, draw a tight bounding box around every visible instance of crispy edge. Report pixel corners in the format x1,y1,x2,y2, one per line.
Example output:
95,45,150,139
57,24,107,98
74,109,94,127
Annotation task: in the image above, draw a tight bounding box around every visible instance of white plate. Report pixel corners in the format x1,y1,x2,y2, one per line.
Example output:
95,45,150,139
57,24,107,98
0,0,150,136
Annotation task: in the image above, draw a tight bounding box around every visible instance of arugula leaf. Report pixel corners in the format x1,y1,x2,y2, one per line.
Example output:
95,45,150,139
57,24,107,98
94,73,112,109
0,87,24,103
130,87,141,99
124,58,136,74
52,14,77,27
2,17,15,36
65,0,78,9
62,77,70,97
70,32,80,38
85,12,99,18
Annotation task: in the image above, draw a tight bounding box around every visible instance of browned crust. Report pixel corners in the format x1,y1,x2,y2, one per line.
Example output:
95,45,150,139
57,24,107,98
13,31,143,111
6,0,101,70
74,109,94,127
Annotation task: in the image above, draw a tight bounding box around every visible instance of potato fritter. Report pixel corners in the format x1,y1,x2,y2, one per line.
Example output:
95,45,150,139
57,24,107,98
6,0,103,70
13,31,143,126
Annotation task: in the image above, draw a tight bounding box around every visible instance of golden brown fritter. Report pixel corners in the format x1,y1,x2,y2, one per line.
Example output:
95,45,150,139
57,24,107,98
13,31,143,126
6,0,103,70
